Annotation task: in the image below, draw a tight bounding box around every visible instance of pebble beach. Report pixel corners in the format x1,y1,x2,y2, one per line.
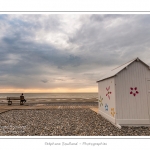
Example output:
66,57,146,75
0,101,150,136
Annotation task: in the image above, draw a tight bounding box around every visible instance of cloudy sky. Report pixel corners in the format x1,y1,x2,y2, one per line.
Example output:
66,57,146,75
0,14,150,93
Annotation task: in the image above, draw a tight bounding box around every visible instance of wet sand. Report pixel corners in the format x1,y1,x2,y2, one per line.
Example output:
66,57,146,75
0,98,98,114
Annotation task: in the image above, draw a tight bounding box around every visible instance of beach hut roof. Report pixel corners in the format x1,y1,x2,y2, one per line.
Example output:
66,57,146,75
97,57,150,82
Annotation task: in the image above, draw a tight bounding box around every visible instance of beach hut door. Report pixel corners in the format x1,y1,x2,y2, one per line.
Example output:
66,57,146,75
147,79,150,122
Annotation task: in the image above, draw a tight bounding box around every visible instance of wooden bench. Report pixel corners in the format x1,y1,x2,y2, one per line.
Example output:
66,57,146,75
7,97,26,105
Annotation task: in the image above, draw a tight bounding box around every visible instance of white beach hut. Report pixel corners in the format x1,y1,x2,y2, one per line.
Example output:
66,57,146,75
97,57,150,128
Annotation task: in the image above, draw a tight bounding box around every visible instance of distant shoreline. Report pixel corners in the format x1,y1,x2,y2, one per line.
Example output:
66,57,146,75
0,92,98,94
0,98,98,105
0,93,98,100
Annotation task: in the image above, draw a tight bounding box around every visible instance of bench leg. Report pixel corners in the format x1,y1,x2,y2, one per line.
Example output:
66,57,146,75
8,101,12,105
20,100,26,105
23,99,26,104
20,100,23,105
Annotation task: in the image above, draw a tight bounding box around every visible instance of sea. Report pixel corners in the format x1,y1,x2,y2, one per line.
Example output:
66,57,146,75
0,93,98,99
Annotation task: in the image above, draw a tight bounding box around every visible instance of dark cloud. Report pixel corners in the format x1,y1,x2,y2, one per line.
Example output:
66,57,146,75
41,79,48,83
69,15,150,66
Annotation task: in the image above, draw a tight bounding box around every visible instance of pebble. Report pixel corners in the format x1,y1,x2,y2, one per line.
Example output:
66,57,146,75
0,105,150,136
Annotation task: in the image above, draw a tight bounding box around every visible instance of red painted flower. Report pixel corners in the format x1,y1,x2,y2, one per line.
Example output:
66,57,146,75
106,86,112,100
130,87,139,97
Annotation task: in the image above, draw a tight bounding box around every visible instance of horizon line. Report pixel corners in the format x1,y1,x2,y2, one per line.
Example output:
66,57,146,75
0,92,98,94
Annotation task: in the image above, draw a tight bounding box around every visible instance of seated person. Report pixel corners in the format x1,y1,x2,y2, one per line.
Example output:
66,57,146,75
20,93,26,102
